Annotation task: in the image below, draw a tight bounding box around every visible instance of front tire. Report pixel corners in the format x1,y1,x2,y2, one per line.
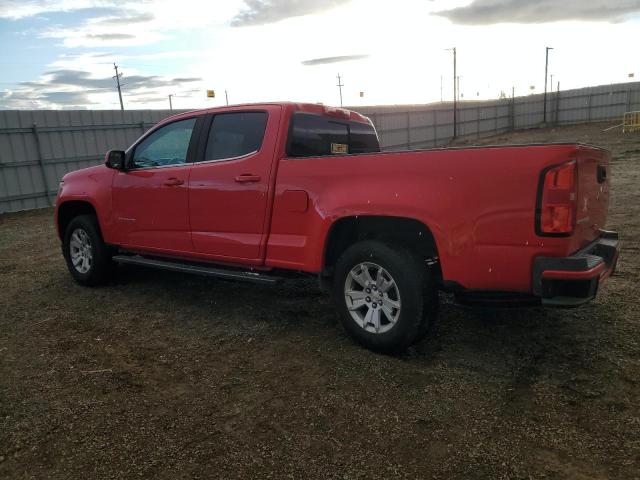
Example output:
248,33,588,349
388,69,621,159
62,214,114,286
333,240,438,353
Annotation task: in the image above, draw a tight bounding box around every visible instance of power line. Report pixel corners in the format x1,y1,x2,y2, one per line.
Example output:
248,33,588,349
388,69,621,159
446,47,457,138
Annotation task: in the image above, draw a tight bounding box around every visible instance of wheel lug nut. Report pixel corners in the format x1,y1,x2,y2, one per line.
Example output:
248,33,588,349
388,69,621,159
365,288,371,293
372,303,377,308
366,297,371,302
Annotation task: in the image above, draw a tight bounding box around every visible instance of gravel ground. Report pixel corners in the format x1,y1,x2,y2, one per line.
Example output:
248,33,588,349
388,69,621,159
1,122,638,479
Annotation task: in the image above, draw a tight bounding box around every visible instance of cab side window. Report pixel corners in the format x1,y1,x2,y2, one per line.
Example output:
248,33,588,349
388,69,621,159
204,112,268,161
131,118,196,168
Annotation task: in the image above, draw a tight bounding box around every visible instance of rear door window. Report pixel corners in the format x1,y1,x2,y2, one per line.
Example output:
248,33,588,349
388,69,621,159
204,112,268,161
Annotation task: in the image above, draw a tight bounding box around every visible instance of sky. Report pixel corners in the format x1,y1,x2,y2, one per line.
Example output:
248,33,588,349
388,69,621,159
0,0,639,110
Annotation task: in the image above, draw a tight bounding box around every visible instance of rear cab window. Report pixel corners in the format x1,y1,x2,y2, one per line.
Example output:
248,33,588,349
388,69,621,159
287,113,380,157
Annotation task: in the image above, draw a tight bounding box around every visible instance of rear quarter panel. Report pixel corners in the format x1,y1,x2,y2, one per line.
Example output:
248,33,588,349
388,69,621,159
267,144,594,292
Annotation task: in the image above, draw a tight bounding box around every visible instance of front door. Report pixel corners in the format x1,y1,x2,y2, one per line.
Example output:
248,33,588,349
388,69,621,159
112,116,198,253
188,106,281,262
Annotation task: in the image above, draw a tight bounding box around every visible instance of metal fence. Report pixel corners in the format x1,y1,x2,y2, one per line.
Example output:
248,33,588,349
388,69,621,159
1,81,639,213
0,109,187,213
354,81,640,151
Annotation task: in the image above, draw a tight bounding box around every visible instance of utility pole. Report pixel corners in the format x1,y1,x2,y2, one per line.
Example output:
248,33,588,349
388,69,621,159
336,74,344,107
543,46,553,123
446,47,457,138
168,94,173,110
113,63,124,111
225,89,229,106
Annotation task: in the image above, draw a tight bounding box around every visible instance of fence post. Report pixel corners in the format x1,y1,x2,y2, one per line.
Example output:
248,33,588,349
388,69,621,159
433,111,438,147
139,121,146,134
587,93,593,122
511,95,516,130
555,83,561,125
32,123,54,206
406,112,411,150
476,106,480,138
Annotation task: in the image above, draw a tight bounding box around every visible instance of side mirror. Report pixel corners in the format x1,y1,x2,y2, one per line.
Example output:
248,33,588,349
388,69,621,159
105,150,126,170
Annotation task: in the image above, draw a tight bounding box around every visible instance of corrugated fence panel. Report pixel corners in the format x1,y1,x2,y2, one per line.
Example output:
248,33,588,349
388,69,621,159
0,109,181,212
1,81,640,213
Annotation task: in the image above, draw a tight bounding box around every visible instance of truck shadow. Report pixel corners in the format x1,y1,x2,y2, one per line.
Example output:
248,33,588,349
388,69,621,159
113,264,612,374
105,264,622,421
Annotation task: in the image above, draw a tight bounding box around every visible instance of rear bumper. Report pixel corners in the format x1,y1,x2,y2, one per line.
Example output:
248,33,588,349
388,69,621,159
532,231,619,306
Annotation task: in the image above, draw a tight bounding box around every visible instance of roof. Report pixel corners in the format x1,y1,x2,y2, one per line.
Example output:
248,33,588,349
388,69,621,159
157,102,372,126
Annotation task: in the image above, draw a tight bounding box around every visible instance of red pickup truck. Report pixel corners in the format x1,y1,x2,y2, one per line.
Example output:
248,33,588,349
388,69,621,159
55,102,619,352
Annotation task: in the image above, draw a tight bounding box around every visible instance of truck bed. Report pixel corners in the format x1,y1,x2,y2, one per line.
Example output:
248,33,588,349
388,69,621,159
268,143,611,293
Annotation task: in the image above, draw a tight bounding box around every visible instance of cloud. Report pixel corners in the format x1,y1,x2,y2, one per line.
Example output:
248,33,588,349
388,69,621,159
128,95,169,104
434,0,640,24
94,12,154,26
35,70,109,89
38,69,202,90
0,0,134,19
86,33,136,40
302,54,369,66
1,69,203,109
23,5,160,47
231,0,351,26
0,89,97,109
39,91,97,105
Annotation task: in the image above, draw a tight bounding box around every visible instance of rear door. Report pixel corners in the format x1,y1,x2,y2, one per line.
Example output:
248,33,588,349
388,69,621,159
188,105,282,262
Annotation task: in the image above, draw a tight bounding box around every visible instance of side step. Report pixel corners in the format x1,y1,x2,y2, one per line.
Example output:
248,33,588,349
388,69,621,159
112,255,281,285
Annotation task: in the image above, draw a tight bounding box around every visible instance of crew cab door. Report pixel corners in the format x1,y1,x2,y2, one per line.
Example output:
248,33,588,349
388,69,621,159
188,106,282,262
112,116,200,252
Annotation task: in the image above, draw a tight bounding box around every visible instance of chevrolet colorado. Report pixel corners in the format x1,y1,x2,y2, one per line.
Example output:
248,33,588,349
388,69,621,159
55,102,620,352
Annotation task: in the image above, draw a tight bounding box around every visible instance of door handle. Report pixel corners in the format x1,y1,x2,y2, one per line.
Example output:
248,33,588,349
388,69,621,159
164,177,184,186
234,174,261,183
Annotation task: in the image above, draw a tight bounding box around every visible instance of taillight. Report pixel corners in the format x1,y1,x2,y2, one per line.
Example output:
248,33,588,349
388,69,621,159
537,160,577,235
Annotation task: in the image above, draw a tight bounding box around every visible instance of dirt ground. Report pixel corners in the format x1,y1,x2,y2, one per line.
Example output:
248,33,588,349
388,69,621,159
1,121,638,479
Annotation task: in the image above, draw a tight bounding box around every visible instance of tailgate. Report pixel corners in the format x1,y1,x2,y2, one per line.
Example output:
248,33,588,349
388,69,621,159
573,146,611,250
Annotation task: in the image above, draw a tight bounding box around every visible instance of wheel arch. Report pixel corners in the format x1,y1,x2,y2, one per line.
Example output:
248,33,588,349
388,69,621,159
57,200,100,239
322,215,442,281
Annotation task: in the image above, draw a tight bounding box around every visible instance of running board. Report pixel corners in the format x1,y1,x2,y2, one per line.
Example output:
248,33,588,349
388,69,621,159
112,255,280,285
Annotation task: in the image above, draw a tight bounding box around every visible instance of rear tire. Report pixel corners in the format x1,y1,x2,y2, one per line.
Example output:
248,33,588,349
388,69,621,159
333,240,438,353
62,214,114,286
